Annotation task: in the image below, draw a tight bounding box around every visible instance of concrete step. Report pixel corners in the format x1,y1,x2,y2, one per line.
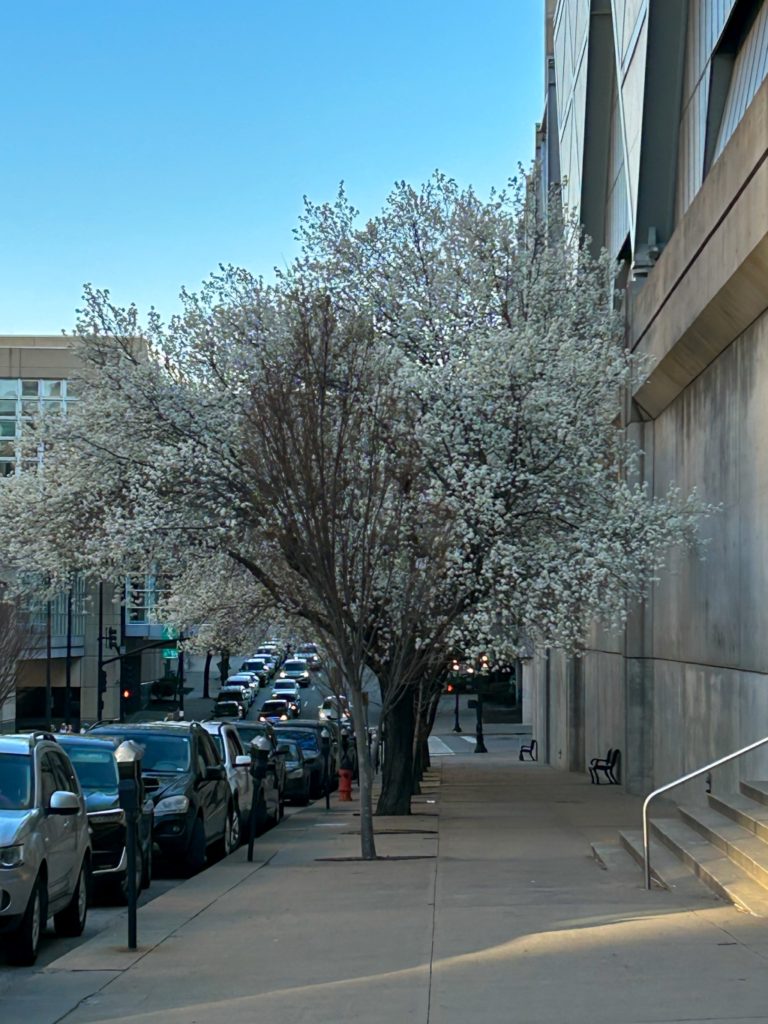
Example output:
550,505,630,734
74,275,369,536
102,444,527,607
618,828,720,902
650,817,768,916
679,804,768,889
709,791,768,842
740,779,768,806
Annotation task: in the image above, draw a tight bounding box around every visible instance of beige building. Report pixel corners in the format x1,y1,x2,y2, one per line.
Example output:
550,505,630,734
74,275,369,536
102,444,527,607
527,0,768,800
0,336,166,731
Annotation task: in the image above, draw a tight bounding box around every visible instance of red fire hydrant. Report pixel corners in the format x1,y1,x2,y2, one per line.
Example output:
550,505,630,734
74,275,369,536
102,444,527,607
338,768,354,801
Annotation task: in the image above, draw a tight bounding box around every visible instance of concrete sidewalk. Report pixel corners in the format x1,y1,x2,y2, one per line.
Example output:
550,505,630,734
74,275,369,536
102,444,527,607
8,708,768,1024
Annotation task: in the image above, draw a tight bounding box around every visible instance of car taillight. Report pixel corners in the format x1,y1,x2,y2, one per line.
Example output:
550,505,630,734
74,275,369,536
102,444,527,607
280,714,288,720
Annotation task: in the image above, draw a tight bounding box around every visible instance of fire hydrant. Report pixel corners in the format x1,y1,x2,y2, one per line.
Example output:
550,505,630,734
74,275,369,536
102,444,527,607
338,768,354,801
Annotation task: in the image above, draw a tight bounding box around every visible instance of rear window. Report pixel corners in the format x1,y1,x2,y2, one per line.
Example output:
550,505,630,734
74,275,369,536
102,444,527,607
0,752,33,810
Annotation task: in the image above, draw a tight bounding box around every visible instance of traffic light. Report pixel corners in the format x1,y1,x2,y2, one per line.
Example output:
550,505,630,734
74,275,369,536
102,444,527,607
446,682,455,694
120,684,139,719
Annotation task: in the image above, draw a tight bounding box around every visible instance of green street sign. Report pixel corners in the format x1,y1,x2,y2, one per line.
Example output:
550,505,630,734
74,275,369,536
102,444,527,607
162,648,178,659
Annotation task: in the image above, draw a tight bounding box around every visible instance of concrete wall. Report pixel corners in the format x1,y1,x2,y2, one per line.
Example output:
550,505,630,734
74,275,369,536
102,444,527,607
526,4,768,803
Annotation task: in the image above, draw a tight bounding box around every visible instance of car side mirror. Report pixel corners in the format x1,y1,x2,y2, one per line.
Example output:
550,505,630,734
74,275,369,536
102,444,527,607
204,765,226,782
234,755,251,769
49,791,80,815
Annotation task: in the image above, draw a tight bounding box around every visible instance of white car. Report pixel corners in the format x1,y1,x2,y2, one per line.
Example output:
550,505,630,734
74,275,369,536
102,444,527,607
225,674,259,703
0,733,92,965
201,722,254,841
271,680,302,713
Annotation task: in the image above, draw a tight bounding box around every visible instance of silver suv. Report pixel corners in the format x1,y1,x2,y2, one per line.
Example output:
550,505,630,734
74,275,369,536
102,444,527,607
0,733,92,965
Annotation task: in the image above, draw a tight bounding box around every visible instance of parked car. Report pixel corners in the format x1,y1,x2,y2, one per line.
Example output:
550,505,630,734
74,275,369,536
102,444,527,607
87,722,236,875
318,695,351,725
212,698,244,719
55,734,154,903
217,684,251,715
0,732,91,965
240,659,270,685
259,699,296,723
201,722,254,837
273,722,339,798
270,680,302,712
277,659,312,688
225,674,258,702
277,738,311,805
229,721,287,806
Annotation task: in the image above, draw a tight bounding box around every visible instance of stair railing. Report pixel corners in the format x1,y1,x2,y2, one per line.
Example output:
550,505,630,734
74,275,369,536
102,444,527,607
643,735,768,889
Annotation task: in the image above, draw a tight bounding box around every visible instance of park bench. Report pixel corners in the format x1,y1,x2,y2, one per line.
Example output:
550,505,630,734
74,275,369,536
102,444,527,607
519,738,538,761
589,748,620,785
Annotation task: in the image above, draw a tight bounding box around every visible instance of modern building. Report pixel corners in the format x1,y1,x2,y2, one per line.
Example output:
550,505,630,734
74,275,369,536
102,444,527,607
526,0,768,801
0,336,168,731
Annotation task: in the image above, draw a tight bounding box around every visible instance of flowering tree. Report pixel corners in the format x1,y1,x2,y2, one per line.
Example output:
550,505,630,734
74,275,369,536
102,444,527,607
0,174,708,848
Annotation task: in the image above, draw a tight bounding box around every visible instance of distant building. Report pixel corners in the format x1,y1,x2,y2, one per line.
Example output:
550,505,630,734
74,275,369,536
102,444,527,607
0,336,167,731
527,1,768,797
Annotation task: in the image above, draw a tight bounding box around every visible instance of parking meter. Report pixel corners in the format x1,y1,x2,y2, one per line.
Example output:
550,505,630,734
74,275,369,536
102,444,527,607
247,736,271,863
116,740,144,950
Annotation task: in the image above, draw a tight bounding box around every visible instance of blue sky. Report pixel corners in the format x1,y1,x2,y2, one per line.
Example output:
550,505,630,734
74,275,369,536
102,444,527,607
0,2,544,333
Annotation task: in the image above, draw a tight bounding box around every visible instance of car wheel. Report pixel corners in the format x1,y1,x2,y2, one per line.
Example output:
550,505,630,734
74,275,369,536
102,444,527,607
184,817,207,875
7,874,46,966
54,861,89,937
225,805,240,854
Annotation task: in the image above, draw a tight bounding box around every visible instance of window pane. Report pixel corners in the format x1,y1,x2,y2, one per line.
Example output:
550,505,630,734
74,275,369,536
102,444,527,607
0,441,15,457
0,461,16,477
0,400,16,415
21,381,38,397
0,422,16,439
0,380,18,399
41,400,63,415
40,381,62,398
64,380,80,398
21,399,38,416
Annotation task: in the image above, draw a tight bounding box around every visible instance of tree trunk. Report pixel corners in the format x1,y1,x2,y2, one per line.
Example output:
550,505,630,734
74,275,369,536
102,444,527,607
202,650,213,699
351,696,376,860
376,690,415,815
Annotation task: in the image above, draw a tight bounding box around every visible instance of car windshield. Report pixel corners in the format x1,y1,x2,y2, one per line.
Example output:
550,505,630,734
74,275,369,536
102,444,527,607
283,662,306,672
277,730,319,753
65,747,119,793
0,753,33,810
93,732,190,773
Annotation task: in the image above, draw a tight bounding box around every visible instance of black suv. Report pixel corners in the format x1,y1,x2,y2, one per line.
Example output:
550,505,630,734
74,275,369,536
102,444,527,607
88,722,235,875
55,734,154,902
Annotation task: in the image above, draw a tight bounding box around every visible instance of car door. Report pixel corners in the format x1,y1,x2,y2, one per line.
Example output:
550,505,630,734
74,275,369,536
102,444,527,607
39,752,77,901
196,731,227,841
224,728,252,814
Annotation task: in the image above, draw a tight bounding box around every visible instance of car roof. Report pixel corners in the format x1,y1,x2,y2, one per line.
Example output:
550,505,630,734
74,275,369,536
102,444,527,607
55,735,117,751
89,721,197,735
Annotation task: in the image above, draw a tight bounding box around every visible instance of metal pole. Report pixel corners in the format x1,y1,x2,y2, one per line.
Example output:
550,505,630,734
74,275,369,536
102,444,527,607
97,581,104,722
452,689,462,733
178,647,185,717
64,588,73,727
45,599,52,728
474,693,487,753
126,812,138,949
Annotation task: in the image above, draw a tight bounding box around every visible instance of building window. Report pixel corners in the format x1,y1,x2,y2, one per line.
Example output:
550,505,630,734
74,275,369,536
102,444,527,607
125,574,171,625
0,378,77,476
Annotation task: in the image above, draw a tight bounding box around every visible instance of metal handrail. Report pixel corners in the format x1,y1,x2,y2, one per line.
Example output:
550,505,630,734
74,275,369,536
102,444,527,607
642,734,768,889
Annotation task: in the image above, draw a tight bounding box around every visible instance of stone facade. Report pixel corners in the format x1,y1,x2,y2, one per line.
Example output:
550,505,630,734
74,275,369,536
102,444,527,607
527,0,768,801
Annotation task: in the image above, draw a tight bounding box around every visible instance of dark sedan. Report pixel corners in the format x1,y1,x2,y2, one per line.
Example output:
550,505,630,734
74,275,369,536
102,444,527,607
273,722,338,798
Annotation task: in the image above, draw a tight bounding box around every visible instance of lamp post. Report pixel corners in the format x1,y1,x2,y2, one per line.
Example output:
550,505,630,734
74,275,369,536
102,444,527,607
472,694,488,754
452,686,462,733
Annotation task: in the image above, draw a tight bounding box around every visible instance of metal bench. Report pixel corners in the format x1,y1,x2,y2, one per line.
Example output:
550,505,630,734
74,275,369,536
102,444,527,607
519,738,538,761
589,748,620,784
